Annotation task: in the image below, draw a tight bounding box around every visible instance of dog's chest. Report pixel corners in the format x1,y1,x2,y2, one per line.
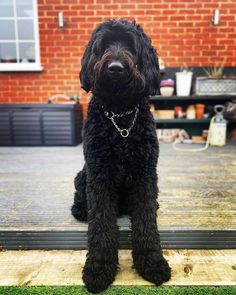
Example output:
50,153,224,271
111,143,133,186
109,137,144,183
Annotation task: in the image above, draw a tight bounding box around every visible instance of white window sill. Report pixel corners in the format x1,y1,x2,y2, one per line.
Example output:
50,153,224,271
0,64,44,72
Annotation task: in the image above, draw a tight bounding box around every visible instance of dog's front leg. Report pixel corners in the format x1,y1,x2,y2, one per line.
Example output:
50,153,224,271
82,175,119,293
130,175,171,286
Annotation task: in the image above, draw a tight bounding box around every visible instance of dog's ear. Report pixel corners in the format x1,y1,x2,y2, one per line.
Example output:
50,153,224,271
79,43,92,92
80,23,104,92
136,24,160,96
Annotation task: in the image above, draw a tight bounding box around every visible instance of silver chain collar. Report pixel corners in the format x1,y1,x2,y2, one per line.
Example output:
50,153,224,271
104,106,139,138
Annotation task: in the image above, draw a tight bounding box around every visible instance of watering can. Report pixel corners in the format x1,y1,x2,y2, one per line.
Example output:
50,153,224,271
209,105,227,146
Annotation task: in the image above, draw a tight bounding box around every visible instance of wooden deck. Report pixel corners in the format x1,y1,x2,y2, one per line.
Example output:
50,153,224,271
0,250,235,286
0,142,235,249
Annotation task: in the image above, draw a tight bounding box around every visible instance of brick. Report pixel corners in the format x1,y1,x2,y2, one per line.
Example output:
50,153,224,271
95,10,112,16
70,5,84,10
203,3,219,9
129,10,145,15
152,16,169,21
179,9,195,15
221,15,235,21
185,39,201,45
80,10,95,16
113,10,130,16
169,39,185,45
184,48,201,58
177,57,193,63
152,4,170,9
202,39,217,45
46,11,59,16
195,33,211,39
170,16,185,21
188,3,203,9
54,5,70,10
219,28,235,33
186,28,201,33
227,45,236,51
39,5,54,11
169,28,184,34
171,4,187,9
219,39,235,45
179,22,196,27
162,22,178,27
46,0,61,4
221,51,235,56
104,5,120,9
221,3,236,9
228,34,236,38
196,9,211,14
179,34,196,39
191,57,209,63
194,45,209,51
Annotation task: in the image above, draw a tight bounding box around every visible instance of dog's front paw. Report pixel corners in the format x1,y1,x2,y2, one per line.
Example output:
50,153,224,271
82,257,118,293
133,251,171,286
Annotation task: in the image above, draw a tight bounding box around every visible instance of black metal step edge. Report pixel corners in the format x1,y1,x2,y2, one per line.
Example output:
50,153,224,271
1,230,236,250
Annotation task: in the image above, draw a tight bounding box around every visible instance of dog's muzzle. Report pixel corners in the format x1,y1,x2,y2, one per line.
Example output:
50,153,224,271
107,61,125,80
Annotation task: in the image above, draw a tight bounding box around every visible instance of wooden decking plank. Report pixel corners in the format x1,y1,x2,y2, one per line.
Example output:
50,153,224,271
0,143,235,234
0,250,235,286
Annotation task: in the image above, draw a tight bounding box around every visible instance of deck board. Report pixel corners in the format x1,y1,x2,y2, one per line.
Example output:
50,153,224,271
0,250,235,286
0,143,235,232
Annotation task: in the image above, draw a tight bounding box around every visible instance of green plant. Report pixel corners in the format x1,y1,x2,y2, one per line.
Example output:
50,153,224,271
203,66,225,78
70,95,80,102
180,66,193,73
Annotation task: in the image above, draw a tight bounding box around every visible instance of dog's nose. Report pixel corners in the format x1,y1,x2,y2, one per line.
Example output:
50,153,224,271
107,61,124,79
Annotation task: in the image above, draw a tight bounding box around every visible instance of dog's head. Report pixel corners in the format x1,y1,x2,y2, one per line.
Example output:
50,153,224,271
80,19,159,105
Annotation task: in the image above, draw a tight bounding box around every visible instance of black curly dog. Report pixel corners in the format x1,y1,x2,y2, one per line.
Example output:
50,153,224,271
71,19,171,293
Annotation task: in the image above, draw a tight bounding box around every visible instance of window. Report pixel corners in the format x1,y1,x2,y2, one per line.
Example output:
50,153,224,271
0,0,42,71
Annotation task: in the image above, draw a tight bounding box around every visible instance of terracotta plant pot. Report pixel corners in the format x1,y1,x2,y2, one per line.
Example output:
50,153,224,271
196,104,205,119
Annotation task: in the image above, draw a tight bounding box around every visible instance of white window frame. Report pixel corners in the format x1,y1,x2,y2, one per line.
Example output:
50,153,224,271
0,0,43,72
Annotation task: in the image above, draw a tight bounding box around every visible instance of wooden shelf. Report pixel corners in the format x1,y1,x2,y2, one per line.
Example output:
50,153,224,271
150,95,236,101
155,118,236,124
150,95,236,135
155,118,210,124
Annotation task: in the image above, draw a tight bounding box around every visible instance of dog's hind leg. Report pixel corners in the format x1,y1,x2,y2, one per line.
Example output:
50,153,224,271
71,166,88,222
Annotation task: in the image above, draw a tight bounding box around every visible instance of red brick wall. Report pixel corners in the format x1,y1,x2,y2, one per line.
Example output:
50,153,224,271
0,0,236,109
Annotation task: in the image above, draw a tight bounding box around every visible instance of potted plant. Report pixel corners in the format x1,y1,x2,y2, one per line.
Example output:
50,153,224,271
195,66,236,95
48,94,80,104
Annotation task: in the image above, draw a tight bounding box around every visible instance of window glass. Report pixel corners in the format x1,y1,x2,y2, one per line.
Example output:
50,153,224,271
19,42,35,63
16,0,34,17
0,20,16,40
0,0,14,17
18,20,34,40
0,43,17,63
0,0,41,70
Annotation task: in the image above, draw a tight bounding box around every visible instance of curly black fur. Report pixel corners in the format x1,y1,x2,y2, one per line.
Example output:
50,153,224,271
71,19,171,293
